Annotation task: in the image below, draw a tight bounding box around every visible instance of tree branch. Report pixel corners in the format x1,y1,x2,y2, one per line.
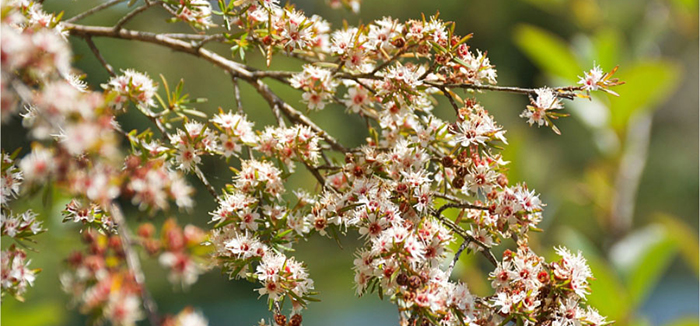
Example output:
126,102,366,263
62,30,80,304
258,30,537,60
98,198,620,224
109,203,160,326
83,37,116,77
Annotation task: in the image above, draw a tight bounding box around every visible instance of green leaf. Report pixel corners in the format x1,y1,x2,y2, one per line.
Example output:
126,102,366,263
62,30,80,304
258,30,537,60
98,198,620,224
654,213,699,276
592,28,622,71
608,60,681,130
609,224,679,308
513,24,582,82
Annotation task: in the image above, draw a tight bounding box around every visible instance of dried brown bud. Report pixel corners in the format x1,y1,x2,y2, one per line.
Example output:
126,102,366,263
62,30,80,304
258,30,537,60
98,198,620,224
402,290,415,302
391,37,406,48
458,150,470,162
455,165,468,177
503,249,513,260
452,177,465,189
290,314,303,326
417,43,431,55
262,35,273,46
345,153,354,164
497,174,508,188
435,53,451,65
396,273,409,286
408,275,422,289
441,156,454,167
274,314,287,326
353,166,364,178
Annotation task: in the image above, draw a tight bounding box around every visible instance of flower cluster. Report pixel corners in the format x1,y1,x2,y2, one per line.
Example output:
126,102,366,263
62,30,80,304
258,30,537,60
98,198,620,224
1,209,44,239
135,219,208,289
104,69,158,110
520,87,565,130
489,246,608,326
211,111,257,157
1,245,39,302
256,125,321,170
167,0,215,30
290,65,338,111
61,229,144,326
124,156,195,213
1,151,23,205
62,199,116,232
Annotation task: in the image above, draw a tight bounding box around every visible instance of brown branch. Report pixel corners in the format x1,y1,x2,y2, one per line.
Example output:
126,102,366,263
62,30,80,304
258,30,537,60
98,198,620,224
84,37,116,77
437,85,460,115
435,202,488,217
425,82,580,100
114,1,160,32
248,79,348,152
109,203,160,326
194,166,219,198
230,75,254,159
64,24,347,153
447,240,469,276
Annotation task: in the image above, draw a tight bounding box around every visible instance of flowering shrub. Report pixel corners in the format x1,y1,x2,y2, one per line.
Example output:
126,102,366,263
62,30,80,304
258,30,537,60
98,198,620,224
1,0,623,325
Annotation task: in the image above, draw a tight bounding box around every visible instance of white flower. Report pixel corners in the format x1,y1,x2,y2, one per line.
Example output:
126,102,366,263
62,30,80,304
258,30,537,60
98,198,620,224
578,66,605,92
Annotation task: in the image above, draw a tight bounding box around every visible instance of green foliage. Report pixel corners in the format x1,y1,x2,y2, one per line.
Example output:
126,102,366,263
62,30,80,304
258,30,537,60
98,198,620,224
513,25,582,81
608,61,681,130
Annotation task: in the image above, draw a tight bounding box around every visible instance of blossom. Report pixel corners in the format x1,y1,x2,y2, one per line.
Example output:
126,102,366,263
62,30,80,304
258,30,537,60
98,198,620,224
520,87,563,127
554,246,593,299
578,65,623,96
171,0,215,30
18,146,54,183
105,69,158,109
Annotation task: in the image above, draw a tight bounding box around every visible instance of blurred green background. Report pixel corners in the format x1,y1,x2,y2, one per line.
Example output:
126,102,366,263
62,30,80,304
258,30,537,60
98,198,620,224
1,0,698,325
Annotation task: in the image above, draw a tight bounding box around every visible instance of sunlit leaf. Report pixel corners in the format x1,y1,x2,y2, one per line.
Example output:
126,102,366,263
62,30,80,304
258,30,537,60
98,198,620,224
592,28,622,71
609,224,679,308
654,213,699,276
513,24,582,81
608,61,681,130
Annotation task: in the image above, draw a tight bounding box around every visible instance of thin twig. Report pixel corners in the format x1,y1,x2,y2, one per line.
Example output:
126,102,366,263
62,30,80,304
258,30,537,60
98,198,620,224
435,202,488,217
371,44,415,75
230,75,254,159
447,240,470,276
437,85,460,115
84,37,116,77
431,208,497,267
426,82,580,100
109,204,160,326
194,166,219,199
65,0,126,23
114,2,157,31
